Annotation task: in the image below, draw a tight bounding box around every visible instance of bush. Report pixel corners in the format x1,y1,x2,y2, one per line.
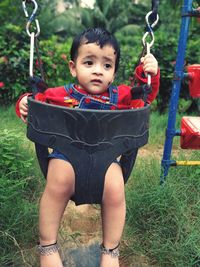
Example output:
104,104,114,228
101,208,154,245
0,24,73,106
153,19,200,113
38,36,72,87
0,24,30,105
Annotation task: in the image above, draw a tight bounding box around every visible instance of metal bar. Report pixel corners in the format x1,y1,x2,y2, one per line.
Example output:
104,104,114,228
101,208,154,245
146,42,151,86
160,0,193,183
182,8,200,17
171,161,200,166
29,32,35,77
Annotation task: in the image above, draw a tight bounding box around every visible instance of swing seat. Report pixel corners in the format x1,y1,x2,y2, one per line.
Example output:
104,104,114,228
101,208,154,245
27,97,150,205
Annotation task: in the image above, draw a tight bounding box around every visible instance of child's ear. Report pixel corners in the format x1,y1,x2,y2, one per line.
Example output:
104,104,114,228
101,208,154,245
68,60,77,77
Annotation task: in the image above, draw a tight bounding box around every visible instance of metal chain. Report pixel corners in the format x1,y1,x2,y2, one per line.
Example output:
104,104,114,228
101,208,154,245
22,0,40,37
142,10,159,86
142,11,159,50
22,0,44,79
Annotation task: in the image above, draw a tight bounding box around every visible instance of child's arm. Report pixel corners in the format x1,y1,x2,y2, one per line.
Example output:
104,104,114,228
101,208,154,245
19,95,28,123
133,53,160,104
15,93,32,123
140,53,158,77
15,86,69,122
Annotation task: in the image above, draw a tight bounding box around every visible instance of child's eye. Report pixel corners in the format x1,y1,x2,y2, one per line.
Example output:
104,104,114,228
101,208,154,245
104,63,112,69
84,60,93,66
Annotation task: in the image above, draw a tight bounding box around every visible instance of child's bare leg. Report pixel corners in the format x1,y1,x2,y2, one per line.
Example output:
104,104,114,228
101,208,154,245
39,159,75,267
100,163,126,267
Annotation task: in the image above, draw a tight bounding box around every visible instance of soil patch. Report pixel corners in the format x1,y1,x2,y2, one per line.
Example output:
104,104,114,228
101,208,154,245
58,200,153,267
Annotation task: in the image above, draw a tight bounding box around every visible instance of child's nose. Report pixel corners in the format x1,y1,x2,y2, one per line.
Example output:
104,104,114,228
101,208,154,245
93,64,103,75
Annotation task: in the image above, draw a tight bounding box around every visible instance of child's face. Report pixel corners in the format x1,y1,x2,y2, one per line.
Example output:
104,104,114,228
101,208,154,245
69,43,116,94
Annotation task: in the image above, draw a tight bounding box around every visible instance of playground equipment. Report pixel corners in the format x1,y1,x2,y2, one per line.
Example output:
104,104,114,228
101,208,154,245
160,0,200,182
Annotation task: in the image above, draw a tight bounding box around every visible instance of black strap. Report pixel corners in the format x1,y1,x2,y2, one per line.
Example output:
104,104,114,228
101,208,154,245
29,76,48,97
151,0,159,13
29,76,49,177
131,84,152,106
35,144,49,177
35,38,47,83
150,0,159,24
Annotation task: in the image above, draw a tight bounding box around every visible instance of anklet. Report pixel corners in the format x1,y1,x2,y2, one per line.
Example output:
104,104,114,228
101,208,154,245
100,243,120,258
37,242,59,256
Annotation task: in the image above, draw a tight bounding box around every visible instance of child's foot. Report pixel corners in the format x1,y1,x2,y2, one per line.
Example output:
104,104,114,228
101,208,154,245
40,253,63,267
38,242,63,267
100,254,120,267
100,244,120,267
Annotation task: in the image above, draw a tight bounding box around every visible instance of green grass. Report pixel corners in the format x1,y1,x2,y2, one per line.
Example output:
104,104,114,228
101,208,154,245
0,106,43,266
0,105,26,131
125,112,200,267
148,111,183,147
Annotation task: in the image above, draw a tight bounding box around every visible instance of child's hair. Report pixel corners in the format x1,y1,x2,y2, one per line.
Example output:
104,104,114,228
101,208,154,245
70,28,120,73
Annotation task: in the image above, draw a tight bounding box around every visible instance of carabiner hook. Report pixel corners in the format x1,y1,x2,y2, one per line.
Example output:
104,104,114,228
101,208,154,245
141,10,159,86
22,0,38,23
142,31,154,48
26,19,40,37
146,10,159,30
142,11,159,48
22,0,40,37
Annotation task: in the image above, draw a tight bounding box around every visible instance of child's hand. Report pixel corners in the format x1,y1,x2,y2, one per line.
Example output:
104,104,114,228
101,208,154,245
19,96,28,123
141,53,158,76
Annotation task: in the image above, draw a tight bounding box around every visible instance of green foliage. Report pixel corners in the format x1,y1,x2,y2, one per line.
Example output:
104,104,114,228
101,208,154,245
0,176,38,265
126,151,200,267
0,110,40,266
0,27,73,105
92,0,130,33
153,32,178,112
0,0,60,39
39,36,72,87
0,24,30,105
114,25,144,85
0,0,23,26
0,129,32,176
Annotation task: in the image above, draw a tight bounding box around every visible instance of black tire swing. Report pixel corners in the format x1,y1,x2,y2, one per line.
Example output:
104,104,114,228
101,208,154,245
22,0,159,205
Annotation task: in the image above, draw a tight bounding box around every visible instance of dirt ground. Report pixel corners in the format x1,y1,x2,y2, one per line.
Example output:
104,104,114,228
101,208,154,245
59,202,151,267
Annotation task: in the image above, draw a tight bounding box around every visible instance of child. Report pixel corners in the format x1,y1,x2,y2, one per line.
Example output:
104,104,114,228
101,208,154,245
16,28,159,267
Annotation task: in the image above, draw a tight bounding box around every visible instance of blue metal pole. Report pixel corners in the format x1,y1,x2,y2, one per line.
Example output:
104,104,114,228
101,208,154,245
160,0,193,183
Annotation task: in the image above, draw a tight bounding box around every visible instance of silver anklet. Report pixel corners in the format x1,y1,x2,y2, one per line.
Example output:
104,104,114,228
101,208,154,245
37,242,59,256
100,243,120,258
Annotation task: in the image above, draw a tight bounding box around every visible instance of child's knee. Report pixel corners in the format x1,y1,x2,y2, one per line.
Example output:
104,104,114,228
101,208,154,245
52,176,74,196
46,178,74,200
46,160,75,198
103,176,125,206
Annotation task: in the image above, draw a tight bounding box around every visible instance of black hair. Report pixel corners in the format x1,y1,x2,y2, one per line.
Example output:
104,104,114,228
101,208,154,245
70,28,120,73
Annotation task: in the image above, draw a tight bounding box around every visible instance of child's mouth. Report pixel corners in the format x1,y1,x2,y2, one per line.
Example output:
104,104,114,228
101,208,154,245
91,79,102,84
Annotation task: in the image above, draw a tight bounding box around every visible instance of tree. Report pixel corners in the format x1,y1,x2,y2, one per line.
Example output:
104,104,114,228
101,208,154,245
0,0,23,26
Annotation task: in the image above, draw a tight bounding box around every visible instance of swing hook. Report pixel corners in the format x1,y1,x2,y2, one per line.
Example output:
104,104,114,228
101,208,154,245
22,0,38,21
22,0,40,37
142,11,159,48
142,10,159,87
